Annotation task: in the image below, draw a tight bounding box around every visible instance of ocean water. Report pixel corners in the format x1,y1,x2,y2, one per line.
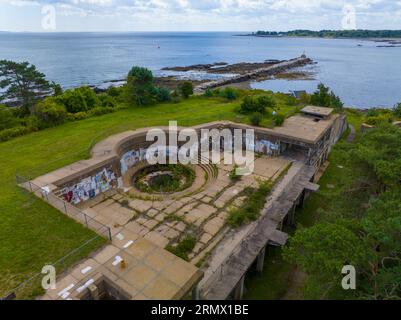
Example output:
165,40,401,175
1,32,401,108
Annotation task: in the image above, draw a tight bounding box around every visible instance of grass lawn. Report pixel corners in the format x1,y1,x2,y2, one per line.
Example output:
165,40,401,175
0,94,300,298
244,109,365,300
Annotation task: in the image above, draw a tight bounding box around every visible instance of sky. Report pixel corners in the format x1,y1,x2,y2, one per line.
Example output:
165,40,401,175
0,0,400,32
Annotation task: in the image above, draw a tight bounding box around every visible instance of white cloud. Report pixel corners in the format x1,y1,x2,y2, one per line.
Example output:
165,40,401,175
1,0,401,31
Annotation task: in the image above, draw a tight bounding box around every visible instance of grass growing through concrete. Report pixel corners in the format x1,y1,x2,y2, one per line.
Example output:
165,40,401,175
227,181,272,227
166,236,197,261
0,93,300,298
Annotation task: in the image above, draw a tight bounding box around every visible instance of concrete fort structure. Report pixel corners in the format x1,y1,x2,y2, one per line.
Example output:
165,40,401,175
22,106,346,300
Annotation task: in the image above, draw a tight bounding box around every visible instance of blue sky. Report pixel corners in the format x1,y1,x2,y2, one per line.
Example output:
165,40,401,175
0,0,400,32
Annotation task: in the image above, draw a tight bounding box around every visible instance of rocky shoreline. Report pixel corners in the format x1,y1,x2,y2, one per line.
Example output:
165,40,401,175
93,56,315,93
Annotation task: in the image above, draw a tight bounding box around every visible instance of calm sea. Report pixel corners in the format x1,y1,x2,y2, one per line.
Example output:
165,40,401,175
1,32,401,108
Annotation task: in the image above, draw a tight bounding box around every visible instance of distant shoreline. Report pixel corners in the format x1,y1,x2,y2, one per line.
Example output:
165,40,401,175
237,34,401,41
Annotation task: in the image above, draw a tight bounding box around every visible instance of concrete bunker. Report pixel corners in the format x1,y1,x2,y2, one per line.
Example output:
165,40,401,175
23,108,346,300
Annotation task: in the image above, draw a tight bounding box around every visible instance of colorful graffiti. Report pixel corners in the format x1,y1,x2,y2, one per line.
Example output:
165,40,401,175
61,167,118,204
245,134,280,155
120,148,147,174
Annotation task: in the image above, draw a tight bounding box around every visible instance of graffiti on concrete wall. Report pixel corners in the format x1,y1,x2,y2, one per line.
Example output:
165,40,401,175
244,134,280,155
255,139,280,155
61,167,118,204
120,148,148,174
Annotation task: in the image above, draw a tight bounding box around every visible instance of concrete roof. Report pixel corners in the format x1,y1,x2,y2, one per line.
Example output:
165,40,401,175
301,106,334,117
43,236,203,300
266,114,337,144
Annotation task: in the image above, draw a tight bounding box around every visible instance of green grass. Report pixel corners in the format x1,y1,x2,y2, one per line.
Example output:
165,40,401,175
166,236,197,261
0,93,301,298
227,181,272,227
244,110,366,300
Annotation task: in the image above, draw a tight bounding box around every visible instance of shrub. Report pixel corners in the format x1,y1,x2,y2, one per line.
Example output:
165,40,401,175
204,88,214,97
171,90,181,103
71,112,88,121
250,112,263,126
286,95,298,106
106,86,122,97
239,96,266,114
56,86,100,113
88,107,115,117
228,181,272,227
0,105,19,131
273,113,285,126
257,95,277,109
98,94,117,108
367,108,380,117
34,100,67,126
155,87,172,102
365,115,392,126
220,87,238,100
20,115,41,131
76,86,99,109
56,89,88,113
179,81,194,99
299,92,310,104
166,236,197,261
229,165,242,182
0,126,31,142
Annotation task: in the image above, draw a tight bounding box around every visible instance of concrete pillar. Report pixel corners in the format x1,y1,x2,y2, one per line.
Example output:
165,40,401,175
192,286,200,300
88,284,100,300
233,276,245,300
256,247,266,273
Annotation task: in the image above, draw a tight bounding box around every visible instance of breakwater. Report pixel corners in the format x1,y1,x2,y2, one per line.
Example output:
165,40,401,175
194,55,313,92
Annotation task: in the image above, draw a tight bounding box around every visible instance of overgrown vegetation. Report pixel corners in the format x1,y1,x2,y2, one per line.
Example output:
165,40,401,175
134,164,195,194
166,236,197,261
228,181,272,227
229,165,242,182
309,83,343,111
283,123,401,299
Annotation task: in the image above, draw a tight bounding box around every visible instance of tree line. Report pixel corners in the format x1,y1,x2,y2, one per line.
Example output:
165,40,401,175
0,60,195,142
284,122,401,299
253,30,401,38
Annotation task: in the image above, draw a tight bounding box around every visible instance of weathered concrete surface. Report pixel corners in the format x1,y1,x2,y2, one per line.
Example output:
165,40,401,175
200,162,317,300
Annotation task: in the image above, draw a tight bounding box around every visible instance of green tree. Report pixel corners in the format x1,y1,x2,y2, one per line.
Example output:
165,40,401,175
363,188,401,254
125,66,157,106
352,124,401,188
283,223,372,286
179,81,194,99
310,83,343,111
0,60,54,114
52,82,63,96
56,89,88,113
